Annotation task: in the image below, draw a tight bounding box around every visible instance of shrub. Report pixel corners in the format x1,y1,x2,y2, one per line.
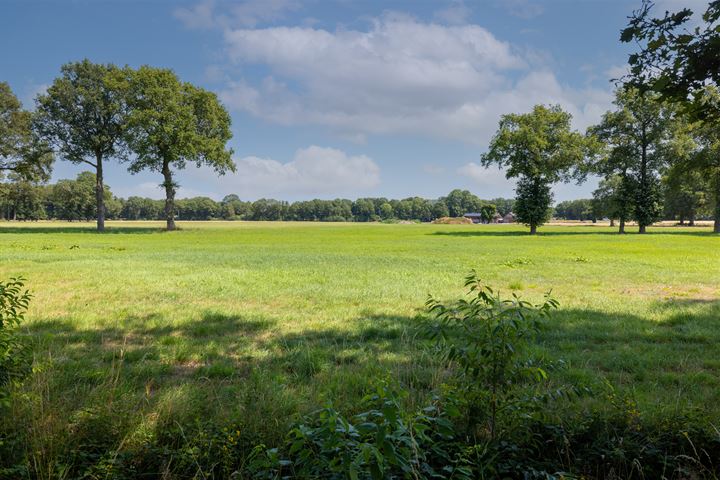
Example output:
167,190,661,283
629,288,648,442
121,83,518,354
244,383,473,480
426,271,566,440
0,277,32,403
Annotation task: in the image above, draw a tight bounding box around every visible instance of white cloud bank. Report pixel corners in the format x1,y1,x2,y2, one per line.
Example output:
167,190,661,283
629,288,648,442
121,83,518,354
213,146,380,198
216,13,612,145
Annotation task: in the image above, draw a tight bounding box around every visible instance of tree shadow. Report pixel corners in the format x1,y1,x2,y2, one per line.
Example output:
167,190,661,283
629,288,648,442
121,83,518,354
0,225,164,234
431,229,717,237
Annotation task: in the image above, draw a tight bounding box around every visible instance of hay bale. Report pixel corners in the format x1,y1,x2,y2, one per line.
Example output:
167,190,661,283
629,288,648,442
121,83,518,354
432,216,473,225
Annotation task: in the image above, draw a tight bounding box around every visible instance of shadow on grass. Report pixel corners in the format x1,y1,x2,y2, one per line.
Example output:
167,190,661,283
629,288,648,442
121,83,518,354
25,310,431,385
0,225,165,234
23,299,720,411
431,229,717,238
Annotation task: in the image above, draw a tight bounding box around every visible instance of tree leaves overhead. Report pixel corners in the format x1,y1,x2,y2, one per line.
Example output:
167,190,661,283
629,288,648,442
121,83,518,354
0,82,53,182
622,0,720,121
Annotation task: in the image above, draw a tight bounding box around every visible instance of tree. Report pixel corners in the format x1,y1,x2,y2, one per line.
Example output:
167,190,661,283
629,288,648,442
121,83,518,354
481,105,588,234
490,197,515,216
0,180,46,221
430,200,449,220
46,171,115,221
663,163,708,225
352,198,376,222
119,66,234,230
588,88,673,233
554,199,593,221
34,60,128,231
685,88,720,231
622,2,720,232
480,203,497,223
250,199,287,220
622,0,720,122
442,189,483,217
592,176,631,228
379,202,394,220
0,82,53,182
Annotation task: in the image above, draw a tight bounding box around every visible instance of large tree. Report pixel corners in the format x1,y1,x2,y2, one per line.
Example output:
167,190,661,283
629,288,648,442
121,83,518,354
622,1,720,232
686,88,720,231
119,66,234,230
0,82,53,182
481,105,588,234
34,60,128,232
587,88,674,233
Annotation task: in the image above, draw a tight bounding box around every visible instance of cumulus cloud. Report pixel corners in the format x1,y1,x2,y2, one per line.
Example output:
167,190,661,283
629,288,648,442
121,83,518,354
216,146,380,197
218,14,611,144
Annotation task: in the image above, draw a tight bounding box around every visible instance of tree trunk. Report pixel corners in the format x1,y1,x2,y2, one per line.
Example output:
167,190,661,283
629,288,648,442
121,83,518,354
619,218,625,234
638,127,648,234
609,218,615,227
715,169,720,233
95,152,105,232
162,161,176,231
529,224,537,235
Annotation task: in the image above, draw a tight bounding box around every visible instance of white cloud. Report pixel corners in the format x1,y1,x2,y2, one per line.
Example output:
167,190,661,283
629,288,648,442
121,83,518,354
218,15,612,144
174,0,299,29
605,64,629,82
214,146,380,197
173,0,216,29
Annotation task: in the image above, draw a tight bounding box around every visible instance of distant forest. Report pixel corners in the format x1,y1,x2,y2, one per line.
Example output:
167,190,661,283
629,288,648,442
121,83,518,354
0,170,707,224
0,171,520,222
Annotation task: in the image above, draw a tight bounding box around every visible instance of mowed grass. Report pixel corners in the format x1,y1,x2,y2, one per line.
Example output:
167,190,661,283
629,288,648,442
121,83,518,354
1,221,719,454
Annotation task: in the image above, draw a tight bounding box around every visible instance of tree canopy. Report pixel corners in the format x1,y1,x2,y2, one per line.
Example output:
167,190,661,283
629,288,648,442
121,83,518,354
0,82,53,182
119,66,234,230
34,60,128,231
482,104,589,233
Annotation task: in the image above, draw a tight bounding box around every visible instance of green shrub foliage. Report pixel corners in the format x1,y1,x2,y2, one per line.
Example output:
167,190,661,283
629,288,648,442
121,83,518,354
0,277,32,400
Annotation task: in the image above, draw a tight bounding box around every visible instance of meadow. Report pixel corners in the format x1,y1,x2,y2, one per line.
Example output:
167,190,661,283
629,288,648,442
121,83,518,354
1,221,719,476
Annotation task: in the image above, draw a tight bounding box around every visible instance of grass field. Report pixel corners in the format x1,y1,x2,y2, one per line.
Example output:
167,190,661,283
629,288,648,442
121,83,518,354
1,221,719,473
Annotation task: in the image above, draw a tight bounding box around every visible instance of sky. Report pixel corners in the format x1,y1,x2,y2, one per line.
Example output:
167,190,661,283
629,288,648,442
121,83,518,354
0,0,707,202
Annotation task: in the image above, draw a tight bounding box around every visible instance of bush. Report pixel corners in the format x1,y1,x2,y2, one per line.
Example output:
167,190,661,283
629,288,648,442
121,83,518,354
0,277,32,403
426,271,567,440
244,383,473,480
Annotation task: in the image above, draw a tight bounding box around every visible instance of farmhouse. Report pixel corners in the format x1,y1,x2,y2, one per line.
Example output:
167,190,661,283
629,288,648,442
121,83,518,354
503,212,516,223
462,212,484,224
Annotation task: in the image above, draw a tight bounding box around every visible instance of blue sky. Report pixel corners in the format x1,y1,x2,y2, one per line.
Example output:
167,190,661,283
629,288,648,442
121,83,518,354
0,0,704,202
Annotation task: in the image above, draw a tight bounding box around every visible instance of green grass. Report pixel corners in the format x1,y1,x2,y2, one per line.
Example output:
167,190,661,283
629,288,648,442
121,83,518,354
1,221,719,468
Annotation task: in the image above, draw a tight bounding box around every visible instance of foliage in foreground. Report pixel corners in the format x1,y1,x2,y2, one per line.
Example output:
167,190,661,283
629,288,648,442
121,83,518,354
0,277,31,404
1,273,719,479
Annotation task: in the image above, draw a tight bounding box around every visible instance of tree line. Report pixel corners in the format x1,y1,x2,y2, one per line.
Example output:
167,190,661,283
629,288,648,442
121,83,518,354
0,176,516,223
2,2,720,234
